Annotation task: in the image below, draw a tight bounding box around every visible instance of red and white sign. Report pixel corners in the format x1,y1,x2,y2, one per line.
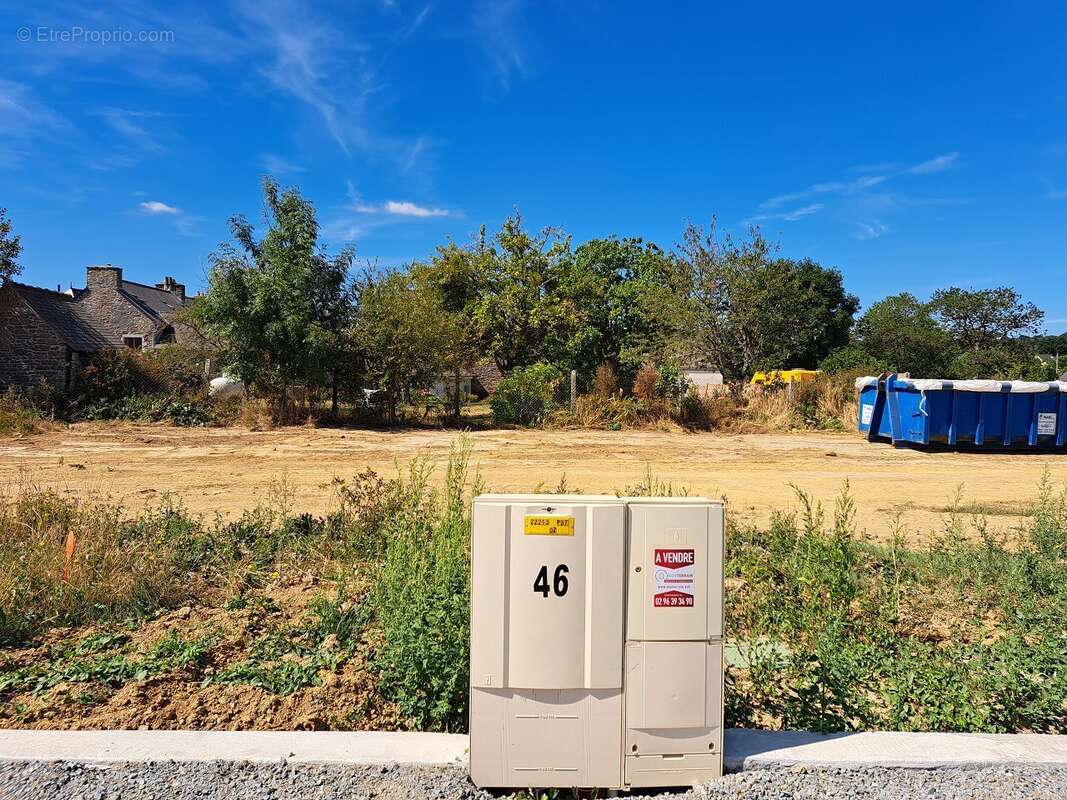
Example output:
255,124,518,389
653,548,695,607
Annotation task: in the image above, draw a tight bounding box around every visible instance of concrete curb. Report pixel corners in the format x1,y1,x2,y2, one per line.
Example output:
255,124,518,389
0,729,1065,772
725,730,1067,771
0,731,468,766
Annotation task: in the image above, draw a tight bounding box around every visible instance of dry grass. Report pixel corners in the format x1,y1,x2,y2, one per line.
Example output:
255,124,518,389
0,486,206,643
0,388,50,438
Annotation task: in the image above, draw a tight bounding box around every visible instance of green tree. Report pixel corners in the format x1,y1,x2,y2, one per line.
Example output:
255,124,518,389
548,237,687,387
852,293,954,376
195,178,353,408
0,208,22,284
678,222,859,381
467,214,574,372
930,287,1044,353
355,270,465,420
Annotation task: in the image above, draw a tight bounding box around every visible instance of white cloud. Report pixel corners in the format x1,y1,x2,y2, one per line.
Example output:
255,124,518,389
96,108,165,153
402,135,430,173
761,175,887,210
401,4,433,40
1046,189,1067,200
854,221,890,240
473,0,527,88
234,0,375,156
139,200,180,214
744,203,823,225
748,151,961,231
261,153,307,174
905,152,959,174
383,200,450,217
0,79,69,167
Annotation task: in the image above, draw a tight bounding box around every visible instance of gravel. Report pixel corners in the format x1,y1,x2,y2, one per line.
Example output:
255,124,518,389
1,761,1065,800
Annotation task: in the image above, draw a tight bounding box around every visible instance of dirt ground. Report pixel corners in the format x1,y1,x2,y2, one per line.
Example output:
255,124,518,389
3,422,1066,542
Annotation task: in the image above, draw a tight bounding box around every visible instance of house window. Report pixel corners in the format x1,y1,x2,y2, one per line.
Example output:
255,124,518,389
122,335,144,350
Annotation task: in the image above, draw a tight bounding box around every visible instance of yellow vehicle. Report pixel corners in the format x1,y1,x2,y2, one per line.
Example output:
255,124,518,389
750,368,820,385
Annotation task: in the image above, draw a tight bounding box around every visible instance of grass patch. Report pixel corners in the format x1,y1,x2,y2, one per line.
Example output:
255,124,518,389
0,630,218,696
726,472,1067,732
1,443,1066,734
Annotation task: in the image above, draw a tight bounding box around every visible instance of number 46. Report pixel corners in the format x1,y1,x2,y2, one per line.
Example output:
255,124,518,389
534,564,569,597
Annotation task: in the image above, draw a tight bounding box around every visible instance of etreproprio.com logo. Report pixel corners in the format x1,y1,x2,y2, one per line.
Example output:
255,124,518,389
17,25,174,44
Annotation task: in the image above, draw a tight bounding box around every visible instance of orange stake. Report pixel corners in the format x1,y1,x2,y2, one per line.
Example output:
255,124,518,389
63,531,76,582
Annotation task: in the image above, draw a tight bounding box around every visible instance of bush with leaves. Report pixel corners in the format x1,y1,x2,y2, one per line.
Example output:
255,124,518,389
490,363,564,426
366,443,478,730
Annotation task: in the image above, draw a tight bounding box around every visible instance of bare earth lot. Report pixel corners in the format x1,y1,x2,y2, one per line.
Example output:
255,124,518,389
4,423,1066,542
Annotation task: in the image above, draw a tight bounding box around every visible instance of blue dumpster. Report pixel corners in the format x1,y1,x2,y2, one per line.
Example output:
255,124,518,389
857,374,1067,450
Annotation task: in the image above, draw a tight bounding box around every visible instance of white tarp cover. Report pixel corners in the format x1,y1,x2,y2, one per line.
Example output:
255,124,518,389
855,377,1066,393
898,379,946,391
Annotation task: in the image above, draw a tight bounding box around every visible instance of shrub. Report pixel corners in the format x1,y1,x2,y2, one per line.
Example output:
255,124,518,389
632,364,659,404
548,394,640,430
792,372,861,430
490,363,564,426
592,364,618,397
819,345,888,376
654,361,689,399
67,349,212,426
366,442,478,731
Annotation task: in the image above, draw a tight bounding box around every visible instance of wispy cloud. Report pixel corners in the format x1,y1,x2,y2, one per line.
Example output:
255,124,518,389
0,79,69,167
746,152,961,233
761,176,886,210
473,0,527,88
96,108,166,154
905,152,959,174
234,0,377,156
854,221,890,240
1046,188,1067,200
261,153,307,174
401,4,433,40
139,200,180,214
743,203,824,225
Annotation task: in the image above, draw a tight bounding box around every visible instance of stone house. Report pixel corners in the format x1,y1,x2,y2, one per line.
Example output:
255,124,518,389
0,264,205,393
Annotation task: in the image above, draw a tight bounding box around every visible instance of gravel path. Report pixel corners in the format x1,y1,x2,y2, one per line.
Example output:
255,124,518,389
1,761,1065,800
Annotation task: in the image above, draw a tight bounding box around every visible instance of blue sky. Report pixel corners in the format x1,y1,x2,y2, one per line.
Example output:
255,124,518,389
3,1,1066,331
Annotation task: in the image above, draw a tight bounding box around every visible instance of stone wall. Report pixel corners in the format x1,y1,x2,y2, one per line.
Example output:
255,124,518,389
0,285,71,391
76,287,159,347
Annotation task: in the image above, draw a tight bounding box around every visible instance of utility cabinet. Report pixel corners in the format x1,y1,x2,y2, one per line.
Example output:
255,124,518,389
469,494,724,790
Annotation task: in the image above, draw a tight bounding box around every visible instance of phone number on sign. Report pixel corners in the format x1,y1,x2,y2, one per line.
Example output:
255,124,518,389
654,596,694,607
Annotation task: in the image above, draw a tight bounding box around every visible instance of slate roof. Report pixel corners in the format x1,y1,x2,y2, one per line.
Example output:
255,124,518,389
121,280,183,318
13,283,112,352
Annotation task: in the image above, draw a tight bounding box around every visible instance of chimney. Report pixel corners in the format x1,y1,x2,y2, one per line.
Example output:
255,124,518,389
156,276,186,303
86,264,122,291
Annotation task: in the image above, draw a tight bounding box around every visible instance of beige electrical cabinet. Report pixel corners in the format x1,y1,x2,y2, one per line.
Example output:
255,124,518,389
469,494,724,791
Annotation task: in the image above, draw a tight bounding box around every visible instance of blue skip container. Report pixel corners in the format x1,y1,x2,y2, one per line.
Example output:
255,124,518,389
857,374,1067,450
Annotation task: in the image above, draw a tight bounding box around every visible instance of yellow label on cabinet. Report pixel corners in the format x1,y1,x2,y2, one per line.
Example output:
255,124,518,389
523,515,575,536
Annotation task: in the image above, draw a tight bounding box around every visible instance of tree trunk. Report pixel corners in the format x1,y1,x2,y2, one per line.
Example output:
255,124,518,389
331,369,339,417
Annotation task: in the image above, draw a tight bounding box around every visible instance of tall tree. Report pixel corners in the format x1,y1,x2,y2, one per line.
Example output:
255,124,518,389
0,208,22,284
355,270,465,420
547,236,687,386
931,287,1044,352
678,222,858,381
195,178,353,406
853,293,954,376
469,214,574,372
